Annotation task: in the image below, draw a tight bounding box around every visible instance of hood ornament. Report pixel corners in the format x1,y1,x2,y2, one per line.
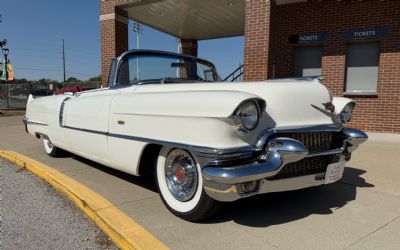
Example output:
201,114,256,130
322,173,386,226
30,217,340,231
322,102,335,112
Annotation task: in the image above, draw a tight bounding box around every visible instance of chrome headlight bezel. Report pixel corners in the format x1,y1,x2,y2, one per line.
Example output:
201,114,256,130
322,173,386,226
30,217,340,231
334,102,355,124
232,100,261,133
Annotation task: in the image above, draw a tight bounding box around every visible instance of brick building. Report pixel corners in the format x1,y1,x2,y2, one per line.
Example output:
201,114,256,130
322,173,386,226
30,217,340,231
100,0,400,133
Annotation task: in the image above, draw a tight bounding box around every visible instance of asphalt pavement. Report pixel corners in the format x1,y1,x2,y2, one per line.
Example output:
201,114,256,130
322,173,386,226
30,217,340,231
0,158,117,250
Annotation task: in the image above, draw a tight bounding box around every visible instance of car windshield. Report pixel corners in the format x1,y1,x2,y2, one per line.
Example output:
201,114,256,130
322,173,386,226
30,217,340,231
117,52,220,85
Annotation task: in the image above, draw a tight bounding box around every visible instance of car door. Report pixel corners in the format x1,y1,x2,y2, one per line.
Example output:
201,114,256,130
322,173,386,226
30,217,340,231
61,88,119,162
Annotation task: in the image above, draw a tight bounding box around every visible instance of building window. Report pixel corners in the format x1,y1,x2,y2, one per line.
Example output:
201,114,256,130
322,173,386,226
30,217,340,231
294,46,323,77
345,42,380,94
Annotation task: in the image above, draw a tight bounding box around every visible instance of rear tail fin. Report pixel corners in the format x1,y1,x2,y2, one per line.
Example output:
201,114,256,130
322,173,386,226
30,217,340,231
27,94,34,104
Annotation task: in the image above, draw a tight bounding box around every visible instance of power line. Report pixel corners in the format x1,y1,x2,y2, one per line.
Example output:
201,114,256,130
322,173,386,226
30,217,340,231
65,47,99,57
9,39,60,48
66,70,96,77
8,46,99,62
9,53,61,60
14,66,97,77
14,66,62,72
9,49,99,66
9,40,100,57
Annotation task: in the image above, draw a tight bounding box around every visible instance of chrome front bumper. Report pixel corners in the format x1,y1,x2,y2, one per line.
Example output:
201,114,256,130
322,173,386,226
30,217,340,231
200,127,368,202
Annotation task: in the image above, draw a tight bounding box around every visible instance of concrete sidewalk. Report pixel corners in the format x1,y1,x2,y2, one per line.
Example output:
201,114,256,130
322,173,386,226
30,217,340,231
1,115,400,250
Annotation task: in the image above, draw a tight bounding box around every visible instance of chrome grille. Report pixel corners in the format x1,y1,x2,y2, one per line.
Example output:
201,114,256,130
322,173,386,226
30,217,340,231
274,132,334,153
269,155,332,180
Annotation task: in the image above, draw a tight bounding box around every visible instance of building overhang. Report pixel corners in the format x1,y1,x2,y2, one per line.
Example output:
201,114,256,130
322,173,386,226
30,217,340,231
119,0,245,40
117,0,306,40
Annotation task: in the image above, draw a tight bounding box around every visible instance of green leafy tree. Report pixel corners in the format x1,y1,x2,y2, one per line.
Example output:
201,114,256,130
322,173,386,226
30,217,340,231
13,78,28,83
89,75,102,82
65,77,81,82
37,78,56,84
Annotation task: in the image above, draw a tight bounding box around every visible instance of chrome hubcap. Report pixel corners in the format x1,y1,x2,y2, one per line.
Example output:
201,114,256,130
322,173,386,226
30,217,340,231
45,138,53,150
164,149,198,202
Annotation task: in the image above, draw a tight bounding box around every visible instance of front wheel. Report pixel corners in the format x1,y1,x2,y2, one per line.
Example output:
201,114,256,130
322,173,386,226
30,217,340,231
42,137,63,157
155,147,221,221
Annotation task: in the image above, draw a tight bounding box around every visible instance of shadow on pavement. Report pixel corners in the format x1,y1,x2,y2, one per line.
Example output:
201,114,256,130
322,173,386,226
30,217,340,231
205,167,374,227
68,154,158,192
63,153,374,227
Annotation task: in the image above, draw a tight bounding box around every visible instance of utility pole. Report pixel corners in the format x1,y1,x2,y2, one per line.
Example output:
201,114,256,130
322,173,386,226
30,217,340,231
62,39,66,84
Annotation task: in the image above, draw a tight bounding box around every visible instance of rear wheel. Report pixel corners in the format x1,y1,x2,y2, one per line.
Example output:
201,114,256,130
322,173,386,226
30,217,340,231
155,146,221,221
42,137,63,157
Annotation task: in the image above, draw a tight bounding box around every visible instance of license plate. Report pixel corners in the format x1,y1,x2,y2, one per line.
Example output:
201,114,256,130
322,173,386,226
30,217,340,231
325,161,345,184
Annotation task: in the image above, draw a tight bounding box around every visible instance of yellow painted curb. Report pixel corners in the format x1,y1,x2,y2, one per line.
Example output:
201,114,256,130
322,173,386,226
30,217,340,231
0,150,168,250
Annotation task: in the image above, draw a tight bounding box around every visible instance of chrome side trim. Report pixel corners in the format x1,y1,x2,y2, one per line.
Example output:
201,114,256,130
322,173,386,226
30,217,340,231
24,119,48,127
62,125,108,136
109,132,256,155
57,123,347,159
56,124,256,155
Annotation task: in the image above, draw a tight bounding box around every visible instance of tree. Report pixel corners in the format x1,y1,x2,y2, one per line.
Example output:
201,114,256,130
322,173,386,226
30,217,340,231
37,78,52,84
0,15,7,48
89,75,102,82
13,78,28,83
65,77,81,82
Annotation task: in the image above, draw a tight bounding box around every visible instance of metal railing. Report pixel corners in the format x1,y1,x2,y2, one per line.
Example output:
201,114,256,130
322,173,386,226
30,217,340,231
223,64,244,82
0,83,33,109
0,82,100,110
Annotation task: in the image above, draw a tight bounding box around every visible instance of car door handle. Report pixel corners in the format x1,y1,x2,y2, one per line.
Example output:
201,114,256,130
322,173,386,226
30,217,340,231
117,120,125,125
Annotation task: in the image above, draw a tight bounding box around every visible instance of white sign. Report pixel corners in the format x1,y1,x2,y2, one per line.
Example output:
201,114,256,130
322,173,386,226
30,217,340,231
325,161,345,184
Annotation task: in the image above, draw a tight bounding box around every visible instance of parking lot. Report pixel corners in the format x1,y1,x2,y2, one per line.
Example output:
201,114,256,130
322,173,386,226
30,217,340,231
1,115,400,250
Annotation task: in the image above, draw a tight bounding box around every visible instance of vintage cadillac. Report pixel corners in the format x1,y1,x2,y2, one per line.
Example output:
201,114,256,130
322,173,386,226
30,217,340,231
24,50,368,221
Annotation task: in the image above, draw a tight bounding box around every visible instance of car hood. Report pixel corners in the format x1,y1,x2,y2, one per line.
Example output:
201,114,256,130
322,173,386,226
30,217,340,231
133,79,334,128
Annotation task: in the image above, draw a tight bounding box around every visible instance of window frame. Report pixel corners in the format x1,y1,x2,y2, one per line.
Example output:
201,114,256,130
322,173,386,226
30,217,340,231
112,50,219,88
293,44,324,78
343,40,381,96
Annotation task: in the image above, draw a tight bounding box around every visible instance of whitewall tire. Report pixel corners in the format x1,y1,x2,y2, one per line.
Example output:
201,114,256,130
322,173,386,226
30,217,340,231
156,146,221,221
42,137,63,157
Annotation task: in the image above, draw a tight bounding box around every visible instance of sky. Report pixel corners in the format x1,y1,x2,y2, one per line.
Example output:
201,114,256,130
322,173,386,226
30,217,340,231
0,1,244,82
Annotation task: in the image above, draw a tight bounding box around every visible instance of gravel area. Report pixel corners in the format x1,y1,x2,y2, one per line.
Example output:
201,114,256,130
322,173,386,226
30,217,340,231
0,159,117,249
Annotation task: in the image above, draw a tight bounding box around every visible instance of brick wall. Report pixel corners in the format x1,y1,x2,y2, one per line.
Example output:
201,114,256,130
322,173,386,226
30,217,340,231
100,0,140,86
255,0,400,133
243,0,274,81
100,1,199,86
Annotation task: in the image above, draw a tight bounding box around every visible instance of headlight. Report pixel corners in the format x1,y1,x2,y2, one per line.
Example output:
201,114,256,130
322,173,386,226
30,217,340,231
338,102,355,123
233,100,260,132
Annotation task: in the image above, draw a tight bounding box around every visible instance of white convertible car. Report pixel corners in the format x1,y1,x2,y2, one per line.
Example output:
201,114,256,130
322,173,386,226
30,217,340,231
24,50,367,221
